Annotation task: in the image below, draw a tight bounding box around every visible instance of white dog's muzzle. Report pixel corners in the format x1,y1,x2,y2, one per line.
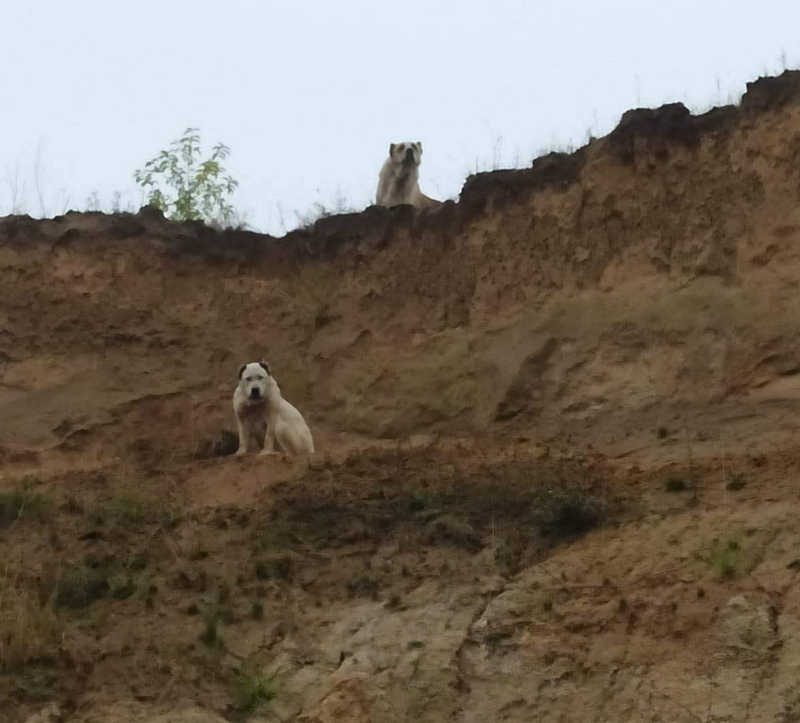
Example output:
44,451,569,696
248,386,264,400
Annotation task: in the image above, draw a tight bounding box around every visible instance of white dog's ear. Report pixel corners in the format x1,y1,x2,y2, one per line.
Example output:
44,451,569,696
258,361,271,376
238,364,247,379
389,143,396,156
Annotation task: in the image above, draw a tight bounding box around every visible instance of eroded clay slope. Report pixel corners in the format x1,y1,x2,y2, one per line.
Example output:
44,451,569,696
3,76,800,470
4,71,800,723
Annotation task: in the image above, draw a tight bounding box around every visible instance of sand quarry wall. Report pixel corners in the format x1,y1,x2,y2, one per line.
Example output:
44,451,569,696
2,73,800,466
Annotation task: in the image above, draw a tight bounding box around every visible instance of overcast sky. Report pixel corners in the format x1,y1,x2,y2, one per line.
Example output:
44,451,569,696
2,1,798,235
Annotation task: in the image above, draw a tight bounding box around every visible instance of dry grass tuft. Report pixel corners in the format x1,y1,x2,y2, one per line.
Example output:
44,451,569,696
0,561,61,671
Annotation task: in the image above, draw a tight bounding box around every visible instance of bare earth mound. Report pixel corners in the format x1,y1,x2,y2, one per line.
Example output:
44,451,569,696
4,71,800,721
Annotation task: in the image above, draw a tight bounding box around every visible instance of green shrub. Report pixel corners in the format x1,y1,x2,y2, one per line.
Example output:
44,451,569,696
134,127,239,227
0,487,48,528
233,670,276,713
532,485,606,538
55,566,109,609
709,540,740,579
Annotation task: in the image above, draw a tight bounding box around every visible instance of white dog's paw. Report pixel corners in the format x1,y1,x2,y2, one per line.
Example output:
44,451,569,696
235,448,247,457
258,449,278,457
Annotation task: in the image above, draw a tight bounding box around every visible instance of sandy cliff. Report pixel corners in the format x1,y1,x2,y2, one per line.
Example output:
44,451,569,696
3,72,800,722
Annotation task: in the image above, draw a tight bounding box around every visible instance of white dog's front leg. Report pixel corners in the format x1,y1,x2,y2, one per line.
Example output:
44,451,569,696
259,425,277,456
235,418,249,456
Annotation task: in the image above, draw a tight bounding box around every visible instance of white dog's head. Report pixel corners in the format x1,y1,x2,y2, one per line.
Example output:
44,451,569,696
389,141,422,169
237,361,271,403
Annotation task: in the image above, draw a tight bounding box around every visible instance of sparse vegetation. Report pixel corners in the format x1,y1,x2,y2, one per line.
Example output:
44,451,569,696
200,606,224,648
425,514,481,551
217,581,231,605
134,127,239,227
233,669,276,714
265,453,615,569
254,518,299,551
91,493,177,531
159,506,181,531
54,564,110,609
0,564,60,671
292,188,357,230
255,555,293,581
48,548,152,610
385,594,402,610
531,484,607,538
0,430,786,717
707,539,741,580
725,473,747,491
61,494,84,515
188,541,210,561
664,476,691,493
494,533,526,576
83,189,136,214
347,575,379,599
108,572,137,600
0,486,49,528
127,550,148,571
102,494,154,526
135,573,157,608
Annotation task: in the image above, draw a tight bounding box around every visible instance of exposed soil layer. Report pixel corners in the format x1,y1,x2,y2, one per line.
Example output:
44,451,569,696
4,71,800,722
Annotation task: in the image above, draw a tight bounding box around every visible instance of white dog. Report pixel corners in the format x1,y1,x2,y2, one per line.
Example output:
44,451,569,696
376,141,440,209
233,361,315,457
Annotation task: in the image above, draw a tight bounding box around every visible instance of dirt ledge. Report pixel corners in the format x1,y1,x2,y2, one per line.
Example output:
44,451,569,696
2,71,799,268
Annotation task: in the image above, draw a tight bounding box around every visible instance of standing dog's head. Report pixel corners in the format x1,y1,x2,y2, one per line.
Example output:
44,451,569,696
237,361,271,402
389,142,422,169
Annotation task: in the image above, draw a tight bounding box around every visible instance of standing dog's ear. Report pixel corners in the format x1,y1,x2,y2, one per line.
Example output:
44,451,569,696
238,364,247,379
416,142,423,153
389,143,396,156
258,361,271,376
